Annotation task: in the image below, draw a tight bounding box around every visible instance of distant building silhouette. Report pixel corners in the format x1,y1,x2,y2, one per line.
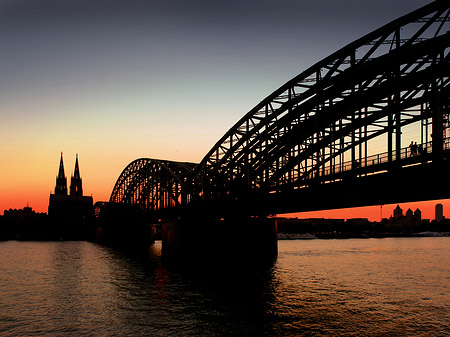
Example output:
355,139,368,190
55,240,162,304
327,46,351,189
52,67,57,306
406,208,413,218
4,205,38,218
1,205,48,240
48,153,94,233
435,203,444,221
389,205,422,228
55,152,68,195
414,208,422,221
393,205,403,219
70,154,83,196
404,208,419,226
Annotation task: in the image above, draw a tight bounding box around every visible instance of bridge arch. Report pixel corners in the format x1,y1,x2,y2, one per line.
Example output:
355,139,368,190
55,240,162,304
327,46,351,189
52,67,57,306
196,0,450,200
109,158,197,210
110,1,450,210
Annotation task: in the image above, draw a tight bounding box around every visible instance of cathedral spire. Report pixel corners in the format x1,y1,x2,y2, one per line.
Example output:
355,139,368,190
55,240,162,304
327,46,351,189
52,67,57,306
70,153,83,196
55,152,68,195
73,153,80,179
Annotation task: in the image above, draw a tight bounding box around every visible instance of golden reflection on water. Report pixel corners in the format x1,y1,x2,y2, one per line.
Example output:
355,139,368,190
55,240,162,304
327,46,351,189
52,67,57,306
0,238,449,336
272,238,450,335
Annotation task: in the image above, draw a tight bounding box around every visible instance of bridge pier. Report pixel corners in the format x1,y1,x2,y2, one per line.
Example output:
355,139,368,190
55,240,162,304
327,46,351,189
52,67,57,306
161,205,277,267
96,203,155,249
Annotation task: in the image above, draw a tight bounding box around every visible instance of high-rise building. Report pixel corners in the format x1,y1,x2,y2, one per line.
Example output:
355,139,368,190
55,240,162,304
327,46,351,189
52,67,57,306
435,203,444,221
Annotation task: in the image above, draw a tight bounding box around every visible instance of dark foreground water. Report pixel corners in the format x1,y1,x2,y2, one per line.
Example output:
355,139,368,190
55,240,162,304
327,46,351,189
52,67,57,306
0,238,449,336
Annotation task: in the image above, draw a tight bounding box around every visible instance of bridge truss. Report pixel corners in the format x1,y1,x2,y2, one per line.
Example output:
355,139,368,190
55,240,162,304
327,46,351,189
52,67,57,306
198,0,450,200
111,0,450,211
110,159,196,210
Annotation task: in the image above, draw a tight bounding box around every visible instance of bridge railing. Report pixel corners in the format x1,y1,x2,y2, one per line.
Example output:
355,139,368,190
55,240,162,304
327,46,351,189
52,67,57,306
314,138,450,179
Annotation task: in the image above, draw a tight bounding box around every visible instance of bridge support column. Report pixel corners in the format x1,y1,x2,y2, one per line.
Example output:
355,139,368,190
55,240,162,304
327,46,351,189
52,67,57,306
161,208,277,267
432,95,444,163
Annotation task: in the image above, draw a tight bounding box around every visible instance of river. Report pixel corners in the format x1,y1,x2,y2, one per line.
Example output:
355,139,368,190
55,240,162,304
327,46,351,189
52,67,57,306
0,238,449,336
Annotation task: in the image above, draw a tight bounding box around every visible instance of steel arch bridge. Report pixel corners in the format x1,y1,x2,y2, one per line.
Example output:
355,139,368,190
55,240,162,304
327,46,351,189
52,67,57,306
110,158,197,210
110,0,450,213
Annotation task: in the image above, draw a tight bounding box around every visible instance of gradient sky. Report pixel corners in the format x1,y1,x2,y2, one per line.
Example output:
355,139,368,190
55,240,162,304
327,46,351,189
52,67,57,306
1,0,447,220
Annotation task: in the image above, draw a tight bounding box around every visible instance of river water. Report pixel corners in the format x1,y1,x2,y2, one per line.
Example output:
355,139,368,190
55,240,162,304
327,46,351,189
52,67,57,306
0,238,449,336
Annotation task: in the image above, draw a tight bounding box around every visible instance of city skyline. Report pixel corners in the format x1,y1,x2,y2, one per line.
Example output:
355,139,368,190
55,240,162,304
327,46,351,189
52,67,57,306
1,0,448,219
3,192,448,223
4,150,448,221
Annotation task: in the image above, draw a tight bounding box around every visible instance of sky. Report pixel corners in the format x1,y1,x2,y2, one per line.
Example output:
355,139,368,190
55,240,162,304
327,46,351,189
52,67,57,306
1,0,448,220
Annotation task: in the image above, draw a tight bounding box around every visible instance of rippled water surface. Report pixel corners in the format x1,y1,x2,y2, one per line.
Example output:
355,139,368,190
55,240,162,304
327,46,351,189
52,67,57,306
0,238,449,336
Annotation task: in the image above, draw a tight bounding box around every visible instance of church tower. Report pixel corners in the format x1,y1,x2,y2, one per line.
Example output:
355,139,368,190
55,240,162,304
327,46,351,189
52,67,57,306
70,154,83,196
49,152,94,239
54,152,68,195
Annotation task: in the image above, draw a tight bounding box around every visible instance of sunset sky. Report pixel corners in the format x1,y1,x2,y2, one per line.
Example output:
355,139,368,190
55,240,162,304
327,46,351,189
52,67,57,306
1,0,448,220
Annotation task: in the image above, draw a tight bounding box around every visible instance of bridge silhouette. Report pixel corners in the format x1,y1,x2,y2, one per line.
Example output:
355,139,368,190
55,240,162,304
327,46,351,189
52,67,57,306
103,0,450,260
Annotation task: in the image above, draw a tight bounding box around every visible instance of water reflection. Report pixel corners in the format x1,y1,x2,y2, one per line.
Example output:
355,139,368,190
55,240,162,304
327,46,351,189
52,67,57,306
270,238,450,336
0,238,449,336
102,241,277,336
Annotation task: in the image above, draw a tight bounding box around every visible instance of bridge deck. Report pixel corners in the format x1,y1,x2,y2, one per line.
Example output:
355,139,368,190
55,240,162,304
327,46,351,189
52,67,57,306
280,139,450,191
266,150,450,215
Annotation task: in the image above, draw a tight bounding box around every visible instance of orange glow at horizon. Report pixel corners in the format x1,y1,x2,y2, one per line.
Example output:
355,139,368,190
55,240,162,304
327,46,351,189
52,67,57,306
2,0,448,223
280,199,450,222
0,146,207,215
1,148,449,219
2,160,449,223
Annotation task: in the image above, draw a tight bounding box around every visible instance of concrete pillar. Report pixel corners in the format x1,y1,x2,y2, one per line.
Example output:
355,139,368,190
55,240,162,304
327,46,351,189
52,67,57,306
161,212,278,267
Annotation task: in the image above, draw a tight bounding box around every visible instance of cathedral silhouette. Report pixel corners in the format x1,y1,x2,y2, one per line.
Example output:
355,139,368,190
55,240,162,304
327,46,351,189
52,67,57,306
48,153,93,222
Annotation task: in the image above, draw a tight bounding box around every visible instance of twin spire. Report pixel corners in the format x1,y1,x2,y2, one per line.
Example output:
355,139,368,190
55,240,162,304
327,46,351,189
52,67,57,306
55,152,83,196
55,152,67,195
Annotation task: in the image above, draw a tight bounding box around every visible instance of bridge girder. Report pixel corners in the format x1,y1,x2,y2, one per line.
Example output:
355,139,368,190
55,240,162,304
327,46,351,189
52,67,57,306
109,158,197,210
196,0,450,200
110,0,450,212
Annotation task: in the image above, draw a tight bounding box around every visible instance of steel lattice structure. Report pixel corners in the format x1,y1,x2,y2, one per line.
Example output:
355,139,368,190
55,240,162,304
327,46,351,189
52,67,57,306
110,158,197,210
111,0,450,210
197,0,450,199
